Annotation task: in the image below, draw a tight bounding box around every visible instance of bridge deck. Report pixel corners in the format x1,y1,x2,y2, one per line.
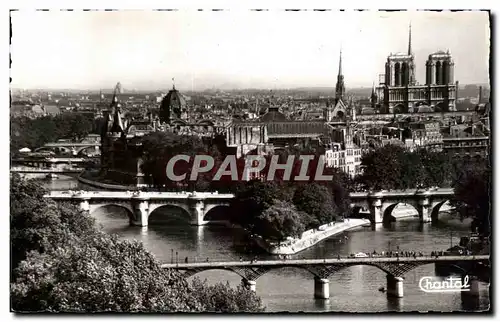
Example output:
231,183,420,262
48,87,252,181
11,168,83,174
46,188,454,200
46,191,236,200
349,188,454,198
160,255,489,269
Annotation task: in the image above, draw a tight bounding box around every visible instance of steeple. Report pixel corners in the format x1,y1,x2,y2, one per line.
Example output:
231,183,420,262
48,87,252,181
408,22,412,56
338,47,343,77
335,48,345,102
371,81,378,108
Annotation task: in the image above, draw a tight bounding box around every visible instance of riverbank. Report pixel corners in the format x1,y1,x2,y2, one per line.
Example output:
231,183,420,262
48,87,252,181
251,218,371,255
78,171,148,190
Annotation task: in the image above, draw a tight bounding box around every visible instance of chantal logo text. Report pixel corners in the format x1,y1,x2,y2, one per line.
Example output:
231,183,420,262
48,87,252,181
419,275,471,293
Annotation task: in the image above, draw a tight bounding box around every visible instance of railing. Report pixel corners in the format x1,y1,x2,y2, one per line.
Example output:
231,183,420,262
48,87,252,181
160,254,490,268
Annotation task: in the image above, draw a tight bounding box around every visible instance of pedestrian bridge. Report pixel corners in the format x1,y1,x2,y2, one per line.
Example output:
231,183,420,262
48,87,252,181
349,188,455,224
161,255,490,299
45,187,456,226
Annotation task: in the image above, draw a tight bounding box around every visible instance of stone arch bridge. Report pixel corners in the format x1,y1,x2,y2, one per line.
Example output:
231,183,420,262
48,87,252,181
349,188,455,224
46,191,234,226
162,255,490,299
35,142,100,155
46,188,455,226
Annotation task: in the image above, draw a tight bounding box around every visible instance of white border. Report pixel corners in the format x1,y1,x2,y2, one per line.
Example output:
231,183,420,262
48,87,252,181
2,1,498,321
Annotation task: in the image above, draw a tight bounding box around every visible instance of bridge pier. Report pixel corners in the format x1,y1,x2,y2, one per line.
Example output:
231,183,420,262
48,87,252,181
386,275,404,298
189,200,207,226
465,276,480,297
242,279,257,292
78,198,90,212
131,199,149,227
418,198,431,223
369,199,383,224
314,278,330,299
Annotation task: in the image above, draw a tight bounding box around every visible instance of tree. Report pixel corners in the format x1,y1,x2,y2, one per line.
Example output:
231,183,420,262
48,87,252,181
10,113,95,154
190,278,264,312
358,145,407,190
10,174,98,272
452,159,491,237
292,183,338,224
10,175,264,312
417,149,454,187
254,201,307,241
140,132,220,190
398,151,428,189
228,180,290,231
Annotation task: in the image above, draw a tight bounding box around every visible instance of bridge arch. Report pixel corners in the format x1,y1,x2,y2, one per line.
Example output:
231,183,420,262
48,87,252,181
203,204,231,222
350,206,369,220
179,262,430,282
89,203,135,223
76,145,100,156
431,200,450,222
183,267,249,280
393,104,406,114
148,203,193,225
382,202,419,223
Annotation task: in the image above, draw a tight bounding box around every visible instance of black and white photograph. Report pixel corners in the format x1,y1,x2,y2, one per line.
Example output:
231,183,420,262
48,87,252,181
8,8,491,314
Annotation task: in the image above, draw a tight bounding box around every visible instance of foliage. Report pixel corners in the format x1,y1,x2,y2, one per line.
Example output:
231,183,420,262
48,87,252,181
10,113,94,154
139,132,222,190
416,149,454,187
10,174,98,272
358,145,466,190
292,183,339,224
451,157,491,237
10,175,264,313
254,201,307,241
190,278,264,313
11,234,203,312
358,145,407,190
228,180,291,232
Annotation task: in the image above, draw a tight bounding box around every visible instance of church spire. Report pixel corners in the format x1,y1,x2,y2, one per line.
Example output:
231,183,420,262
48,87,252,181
408,22,412,56
371,81,378,108
335,48,345,102
338,47,342,77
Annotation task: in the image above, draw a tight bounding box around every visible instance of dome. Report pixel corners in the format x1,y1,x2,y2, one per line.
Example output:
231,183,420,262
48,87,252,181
159,87,187,124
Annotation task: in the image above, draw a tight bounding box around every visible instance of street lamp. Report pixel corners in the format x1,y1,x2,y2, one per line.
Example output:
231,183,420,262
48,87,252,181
176,251,178,265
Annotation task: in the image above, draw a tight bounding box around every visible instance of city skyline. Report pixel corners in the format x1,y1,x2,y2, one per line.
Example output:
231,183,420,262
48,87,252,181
10,10,490,91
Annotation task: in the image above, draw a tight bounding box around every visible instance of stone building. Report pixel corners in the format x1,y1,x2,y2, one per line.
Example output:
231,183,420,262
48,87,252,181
375,25,458,113
226,104,332,158
100,84,223,186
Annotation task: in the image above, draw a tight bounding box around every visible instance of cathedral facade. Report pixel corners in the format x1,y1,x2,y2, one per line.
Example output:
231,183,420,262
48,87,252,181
375,26,458,113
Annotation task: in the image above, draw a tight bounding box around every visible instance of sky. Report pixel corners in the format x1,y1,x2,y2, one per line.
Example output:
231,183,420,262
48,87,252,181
10,10,490,91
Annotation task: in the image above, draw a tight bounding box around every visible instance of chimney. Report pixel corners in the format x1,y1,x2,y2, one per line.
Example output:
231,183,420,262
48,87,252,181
478,86,483,104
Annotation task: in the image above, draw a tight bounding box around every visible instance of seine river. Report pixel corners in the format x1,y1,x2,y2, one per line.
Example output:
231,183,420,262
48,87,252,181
44,176,490,312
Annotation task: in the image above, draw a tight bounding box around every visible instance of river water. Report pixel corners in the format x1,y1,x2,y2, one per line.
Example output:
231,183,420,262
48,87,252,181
43,176,490,312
